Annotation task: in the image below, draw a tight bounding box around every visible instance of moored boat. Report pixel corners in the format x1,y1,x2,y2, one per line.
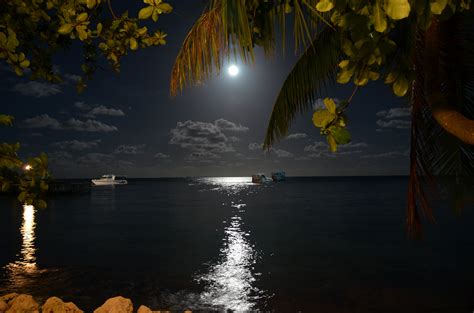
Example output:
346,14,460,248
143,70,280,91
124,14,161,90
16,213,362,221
271,171,286,181
91,175,128,186
252,173,272,184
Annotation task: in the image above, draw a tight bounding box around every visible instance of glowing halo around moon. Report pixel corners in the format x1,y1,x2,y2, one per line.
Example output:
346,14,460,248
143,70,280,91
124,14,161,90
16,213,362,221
228,64,239,77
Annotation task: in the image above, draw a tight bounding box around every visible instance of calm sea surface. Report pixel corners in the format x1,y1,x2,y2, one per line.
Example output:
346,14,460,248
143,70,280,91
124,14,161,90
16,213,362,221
1,177,474,312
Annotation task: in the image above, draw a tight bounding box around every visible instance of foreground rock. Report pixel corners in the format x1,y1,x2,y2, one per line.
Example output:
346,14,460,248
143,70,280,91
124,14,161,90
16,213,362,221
93,296,133,313
0,293,191,313
42,296,83,313
5,294,39,313
137,305,152,313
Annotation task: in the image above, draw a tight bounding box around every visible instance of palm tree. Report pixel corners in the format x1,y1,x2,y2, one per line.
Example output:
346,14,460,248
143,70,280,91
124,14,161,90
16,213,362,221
170,0,474,237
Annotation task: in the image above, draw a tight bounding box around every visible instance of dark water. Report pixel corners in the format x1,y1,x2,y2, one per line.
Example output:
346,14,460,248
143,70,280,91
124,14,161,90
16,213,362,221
1,177,474,312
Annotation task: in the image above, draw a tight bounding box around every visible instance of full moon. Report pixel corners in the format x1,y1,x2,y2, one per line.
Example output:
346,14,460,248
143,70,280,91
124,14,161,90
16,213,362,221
228,65,239,77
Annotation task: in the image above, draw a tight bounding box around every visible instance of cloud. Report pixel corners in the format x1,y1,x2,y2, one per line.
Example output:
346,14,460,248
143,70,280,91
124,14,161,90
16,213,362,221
304,141,327,152
64,73,81,82
22,115,118,132
48,151,74,165
376,107,411,119
23,114,61,129
63,118,118,132
169,119,248,160
286,133,308,140
376,107,411,129
273,149,294,158
361,150,409,159
87,105,125,117
248,142,263,151
75,101,125,117
303,141,368,158
114,144,145,154
13,81,62,97
154,152,170,159
376,119,411,129
77,153,114,166
51,139,101,150
214,118,249,132
74,101,90,110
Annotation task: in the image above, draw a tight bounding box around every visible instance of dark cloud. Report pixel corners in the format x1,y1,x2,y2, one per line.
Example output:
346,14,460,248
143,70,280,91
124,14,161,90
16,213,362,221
114,144,146,154
87,105,125,117
376,119,411,129
248,142,263,151
51,139,101,150
286,133,308,140
214,118,249,132
376,107,411,129
303,141,368,158
361,150,409,159
23,114,61,129
169,119,248,160
304,141,327,152
376,107,411,119
273,149,294,158
75,101,125,117
77,153,114,166
13,81,62,97
63,118,118,132
154,152,170,159
22,115,118,132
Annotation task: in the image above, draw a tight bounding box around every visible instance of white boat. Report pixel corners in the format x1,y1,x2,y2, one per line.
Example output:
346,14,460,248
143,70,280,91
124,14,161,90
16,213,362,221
271,171,286,181
252,173,272,184
91,175,128,186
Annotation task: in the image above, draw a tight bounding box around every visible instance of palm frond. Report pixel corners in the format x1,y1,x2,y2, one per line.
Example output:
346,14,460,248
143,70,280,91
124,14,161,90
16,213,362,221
170,0,325,97
263,27,341,149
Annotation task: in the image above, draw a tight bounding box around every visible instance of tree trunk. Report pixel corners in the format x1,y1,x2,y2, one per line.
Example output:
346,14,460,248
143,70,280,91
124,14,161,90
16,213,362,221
425,18,474,145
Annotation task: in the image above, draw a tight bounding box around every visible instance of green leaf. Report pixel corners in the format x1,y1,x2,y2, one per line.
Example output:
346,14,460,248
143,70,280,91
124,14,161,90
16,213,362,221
327,134,337,152
18,191,28,203
35,199,47,209
323,98,337,114
384,0,411,20
0,115,14,126
130,37,138,50
337,69,353,84
316,0,334,12
2,181,10,192
76,12,88,23
86,0,97,9
374,0,387,32
393,75,409,96
312,109,336,128
58,23,74,35
157,3,173,13
139,6,154,19
430,0,448,14
331,127,351,144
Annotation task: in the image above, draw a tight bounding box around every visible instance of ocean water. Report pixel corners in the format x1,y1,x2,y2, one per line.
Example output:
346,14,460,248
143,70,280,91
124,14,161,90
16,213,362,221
0,177,474,312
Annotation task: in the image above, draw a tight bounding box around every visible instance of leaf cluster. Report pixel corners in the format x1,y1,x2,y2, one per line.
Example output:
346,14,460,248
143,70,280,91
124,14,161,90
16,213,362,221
0,0,172,91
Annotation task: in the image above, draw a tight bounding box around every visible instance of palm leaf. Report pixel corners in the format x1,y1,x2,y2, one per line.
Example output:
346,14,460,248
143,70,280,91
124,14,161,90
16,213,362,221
170,0,324,97
263,27,341,149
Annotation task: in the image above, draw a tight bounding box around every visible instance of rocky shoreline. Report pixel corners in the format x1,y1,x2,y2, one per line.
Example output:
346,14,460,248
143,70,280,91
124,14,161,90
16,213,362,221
0,293,191,313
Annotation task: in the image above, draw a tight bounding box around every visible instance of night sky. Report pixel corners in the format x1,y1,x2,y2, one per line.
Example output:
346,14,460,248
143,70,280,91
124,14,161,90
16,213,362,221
1,1,411,178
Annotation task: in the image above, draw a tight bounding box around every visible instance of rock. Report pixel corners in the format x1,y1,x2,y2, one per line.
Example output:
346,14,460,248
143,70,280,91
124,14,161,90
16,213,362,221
0,300,8,312
42,297,83,313
137,305,152,313
93,296,133,313
0,294,18,304
5,294,39,313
